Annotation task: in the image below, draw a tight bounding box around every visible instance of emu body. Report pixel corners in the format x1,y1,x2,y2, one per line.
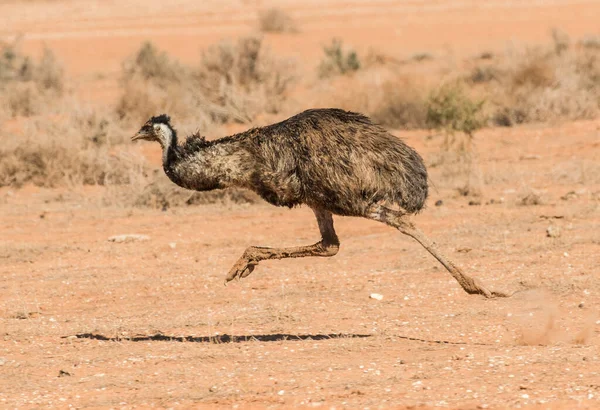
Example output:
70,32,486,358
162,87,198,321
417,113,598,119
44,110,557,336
133,109,507,298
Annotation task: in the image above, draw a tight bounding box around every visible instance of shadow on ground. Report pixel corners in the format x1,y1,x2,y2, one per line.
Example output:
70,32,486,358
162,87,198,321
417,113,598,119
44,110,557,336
68,333,373,343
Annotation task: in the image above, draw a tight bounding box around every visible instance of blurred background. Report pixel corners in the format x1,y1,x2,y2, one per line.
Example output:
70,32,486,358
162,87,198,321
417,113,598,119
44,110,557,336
1,0,599,206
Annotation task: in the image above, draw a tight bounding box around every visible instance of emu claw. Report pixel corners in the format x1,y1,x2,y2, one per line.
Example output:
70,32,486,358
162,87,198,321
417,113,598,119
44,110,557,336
224,258,257,285
463,277,511,298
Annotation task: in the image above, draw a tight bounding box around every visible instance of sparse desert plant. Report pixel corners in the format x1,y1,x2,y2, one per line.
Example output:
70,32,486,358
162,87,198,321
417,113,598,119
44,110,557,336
490,46,600,126
258,8,298,33
116,42,202,124
426,81,484,144
551,28,571,56
318,39,361,78
0,41,65,117
370,77,428,129
121,41,184,86
118,38,295,125
580,35,600,50
197,35,296,122
468,65,501,84
0,108,143,188
126,171,261,210
412,52,433,62
426,82,485,196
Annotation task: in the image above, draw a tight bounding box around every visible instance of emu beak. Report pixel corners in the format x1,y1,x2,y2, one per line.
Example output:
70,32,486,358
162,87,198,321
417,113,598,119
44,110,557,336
131,131,144,142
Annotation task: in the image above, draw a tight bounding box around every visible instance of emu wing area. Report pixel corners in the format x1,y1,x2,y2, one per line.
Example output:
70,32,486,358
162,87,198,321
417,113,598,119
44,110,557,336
247,109,428,216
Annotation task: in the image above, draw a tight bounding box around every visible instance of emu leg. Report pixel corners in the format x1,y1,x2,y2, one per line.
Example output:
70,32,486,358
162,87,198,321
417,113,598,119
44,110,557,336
367,204,509,298
224,208,339,284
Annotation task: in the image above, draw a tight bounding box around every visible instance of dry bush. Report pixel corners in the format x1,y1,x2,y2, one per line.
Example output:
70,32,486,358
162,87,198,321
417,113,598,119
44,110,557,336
426,81,484,142
103,171,260,209
425,82,485,196
258,8,298,33
369,77,428,129
0,41,65,117
468,65,501,84
483,44,600,126
196,36,296,122
116,42,214,127
0,107,145,188
412,52,433,62
318,39,361,78
117,38,295,126
135,173,260,209
580,35,600,50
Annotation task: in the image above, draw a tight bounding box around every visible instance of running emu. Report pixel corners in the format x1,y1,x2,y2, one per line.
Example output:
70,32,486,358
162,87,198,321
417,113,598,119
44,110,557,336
132,109,507,298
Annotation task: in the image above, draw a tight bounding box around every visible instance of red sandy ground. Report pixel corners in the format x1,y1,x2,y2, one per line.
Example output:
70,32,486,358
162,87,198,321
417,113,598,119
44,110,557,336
1,0,600,408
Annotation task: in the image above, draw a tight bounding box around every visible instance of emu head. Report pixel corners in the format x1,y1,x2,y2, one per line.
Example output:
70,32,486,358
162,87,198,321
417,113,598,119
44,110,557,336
132,114,176,148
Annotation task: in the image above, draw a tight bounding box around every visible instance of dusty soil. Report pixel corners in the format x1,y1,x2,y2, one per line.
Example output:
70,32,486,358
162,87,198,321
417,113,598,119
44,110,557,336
2,0,600,408
2,122,599,408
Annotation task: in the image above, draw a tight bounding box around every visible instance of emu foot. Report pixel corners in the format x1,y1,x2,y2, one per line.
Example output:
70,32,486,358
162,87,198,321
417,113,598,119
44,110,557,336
224,257,257,285
462,276,511,298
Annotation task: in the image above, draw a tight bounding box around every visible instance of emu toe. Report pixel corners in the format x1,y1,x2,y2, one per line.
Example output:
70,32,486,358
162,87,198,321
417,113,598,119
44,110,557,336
224,258,257,284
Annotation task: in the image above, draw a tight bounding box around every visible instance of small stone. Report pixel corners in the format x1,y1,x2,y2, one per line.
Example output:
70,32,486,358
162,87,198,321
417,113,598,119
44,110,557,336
277,390,285,396
578,302,585,309
546,226,560,238
435,200,443,206
108,234,150,243
369,293,384,301
468,200,481,206
58,370,71,377
169,242,177,249
561,191,578,201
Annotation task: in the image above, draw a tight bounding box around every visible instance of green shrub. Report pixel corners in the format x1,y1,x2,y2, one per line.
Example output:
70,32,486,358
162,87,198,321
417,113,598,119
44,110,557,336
426,82,484,139
318,39,360,78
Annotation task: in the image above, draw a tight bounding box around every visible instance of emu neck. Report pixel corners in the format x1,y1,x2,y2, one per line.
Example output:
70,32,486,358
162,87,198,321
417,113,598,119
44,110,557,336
161,138,247,192
160,132,178,168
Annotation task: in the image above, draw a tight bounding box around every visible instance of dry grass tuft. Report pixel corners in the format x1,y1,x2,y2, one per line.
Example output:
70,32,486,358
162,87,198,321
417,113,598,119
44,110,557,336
0,107,144,188
318,39,361,78
108,171,261,209
485,45,600,126
117,38,295,126
0,41,65,117
369,77,428,129
258,8,298,33
197,36,296,122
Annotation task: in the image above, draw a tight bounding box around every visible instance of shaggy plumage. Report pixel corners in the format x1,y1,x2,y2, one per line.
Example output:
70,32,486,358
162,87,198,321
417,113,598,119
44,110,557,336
140,109,428,216
132,108,509,299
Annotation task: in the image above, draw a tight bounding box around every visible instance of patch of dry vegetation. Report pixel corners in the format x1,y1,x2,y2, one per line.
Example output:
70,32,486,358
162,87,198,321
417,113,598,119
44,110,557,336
369,77,429,129
117,37,296,127
119,172,261,210
3,31,600,208
318,39,361,78
258,8,298,33
0,38,293,207
0,42,147,189
0,40,64,118
470,33,600,126
0,107,143,188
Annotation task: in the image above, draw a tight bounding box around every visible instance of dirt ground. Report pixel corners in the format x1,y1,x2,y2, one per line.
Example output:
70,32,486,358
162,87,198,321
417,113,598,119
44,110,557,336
2,0,600,408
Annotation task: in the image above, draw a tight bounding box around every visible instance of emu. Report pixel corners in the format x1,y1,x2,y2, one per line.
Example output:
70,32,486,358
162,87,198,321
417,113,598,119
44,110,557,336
132,108,507,298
